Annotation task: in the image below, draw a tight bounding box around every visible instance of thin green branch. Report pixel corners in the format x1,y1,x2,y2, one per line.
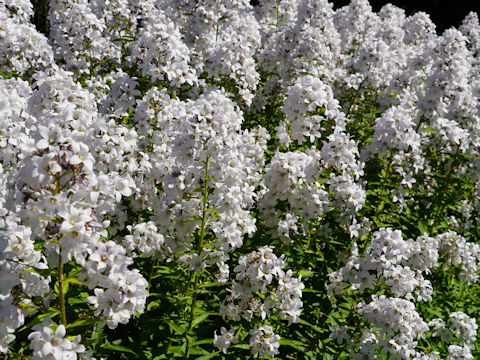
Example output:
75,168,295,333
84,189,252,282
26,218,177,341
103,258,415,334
186,155,210,358
58,250,67,328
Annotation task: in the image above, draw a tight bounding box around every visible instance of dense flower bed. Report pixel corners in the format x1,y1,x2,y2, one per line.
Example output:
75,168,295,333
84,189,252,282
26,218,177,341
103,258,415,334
1,0,480,359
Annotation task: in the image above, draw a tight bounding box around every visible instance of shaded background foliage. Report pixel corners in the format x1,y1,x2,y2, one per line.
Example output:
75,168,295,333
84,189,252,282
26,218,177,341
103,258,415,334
31,0,49,35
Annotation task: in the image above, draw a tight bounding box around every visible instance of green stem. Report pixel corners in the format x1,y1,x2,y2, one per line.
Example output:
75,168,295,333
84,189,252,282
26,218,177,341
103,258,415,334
145,258,158,314
345,77,368,118
186,156,210,358
187,275,200,333
147,258,158,292
58,250,67,327
432,145,460,225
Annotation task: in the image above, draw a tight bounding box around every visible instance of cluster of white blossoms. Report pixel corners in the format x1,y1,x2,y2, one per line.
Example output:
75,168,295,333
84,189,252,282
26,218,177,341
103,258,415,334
213,327,238,354
362,105,423,198
263,73,368,242
257,0,342,89
0,289,24,353
0,0,53,75
327,228,432,300
428,312,478,360
217,246,303,357
357,295,429,359
154,0,261,105
48,0,121,76
1,0,480,358
123,221,165,258
431,312,478,344
261,132,365,242
260,150,330,242
81,240,148,329
130,86,268,282
436,231,480,283
0,64,148,354
249,324,281,358
129,8,197,87
278,75,346,145
327,228,480,358
0,222,31,352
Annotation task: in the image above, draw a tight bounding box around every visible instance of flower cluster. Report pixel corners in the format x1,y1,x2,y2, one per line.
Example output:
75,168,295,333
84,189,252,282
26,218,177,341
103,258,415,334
260,132,365,242
327,227,480,358
174,0,261,105
129,8,197,87
218,246,303,356
123,221,165,258
358,295,429,359
428,312,478,359
249,324,281,358
213,327,238,354
133,86,267,282
48,0,120,76
0,66,148,351
0,1,53,75
278,75,346,145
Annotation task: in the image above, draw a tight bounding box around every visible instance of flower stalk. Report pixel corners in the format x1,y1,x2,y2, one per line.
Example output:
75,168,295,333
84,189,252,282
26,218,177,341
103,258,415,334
186,156,210,358
58,249,67,328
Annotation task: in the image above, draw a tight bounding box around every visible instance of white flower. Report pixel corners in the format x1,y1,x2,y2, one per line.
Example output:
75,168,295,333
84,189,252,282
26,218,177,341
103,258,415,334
447,344,474,360
449,311,478,344
213,327,238,354
249,324,280,358
0,293,24,353
59,205,92,236
28,318,85,360
330,325,350,345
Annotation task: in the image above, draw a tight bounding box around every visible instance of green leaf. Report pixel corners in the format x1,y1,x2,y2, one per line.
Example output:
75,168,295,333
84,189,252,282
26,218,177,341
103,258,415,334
422,127,438,134
67,318,103,329
191,314,210,329
302,288,322,294
17,309,60,332
433,223,453,232
167,321,187,335
298,318,323,332
194,311,219,316
101,343,139,357
298,270,315,277
199,282,229,288
68,298,84,305
376,201,384,212
278,339,307,350
188,347,209,355
196,352,219,360
147,300,161,311
153,266,175,274
326,239,345,246
167,345,186,354
0,71,17,79
417,220,429,235
193,339,212,346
